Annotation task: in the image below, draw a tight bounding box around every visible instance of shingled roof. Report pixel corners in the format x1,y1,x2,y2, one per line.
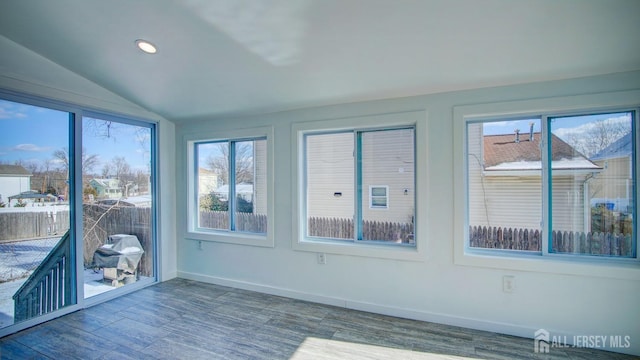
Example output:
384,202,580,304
0,164,32,176
483,132,601,171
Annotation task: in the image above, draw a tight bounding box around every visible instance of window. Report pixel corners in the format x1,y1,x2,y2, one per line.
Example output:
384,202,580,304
466,118,543,252
194,138,267,235
185,126,273,247
304,127,415,244
464,109,638,260
370,186,389,208
548,112,634,257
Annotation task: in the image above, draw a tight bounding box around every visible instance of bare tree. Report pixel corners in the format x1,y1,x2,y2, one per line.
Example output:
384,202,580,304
111,157,131,181
53,147,99,175
564,119,630,158
53,147,99,199
205,142,254,186
101,163,113,178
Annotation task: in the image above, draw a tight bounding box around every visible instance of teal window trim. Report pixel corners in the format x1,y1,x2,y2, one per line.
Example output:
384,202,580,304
69,111,79,303
546,115,554,254
632,111,638,258
356,131,363,240
229,140,237,231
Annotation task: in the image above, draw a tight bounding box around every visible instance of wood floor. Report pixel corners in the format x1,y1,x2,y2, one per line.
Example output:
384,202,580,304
0,278,635,359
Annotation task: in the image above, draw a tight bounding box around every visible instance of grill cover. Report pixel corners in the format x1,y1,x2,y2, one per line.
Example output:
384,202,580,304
93,234,144,273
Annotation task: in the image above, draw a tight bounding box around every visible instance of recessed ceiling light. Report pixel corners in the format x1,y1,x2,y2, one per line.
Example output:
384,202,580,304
135,39,157,54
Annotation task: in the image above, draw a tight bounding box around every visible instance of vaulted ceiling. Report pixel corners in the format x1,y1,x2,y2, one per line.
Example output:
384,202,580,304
1,0,639,122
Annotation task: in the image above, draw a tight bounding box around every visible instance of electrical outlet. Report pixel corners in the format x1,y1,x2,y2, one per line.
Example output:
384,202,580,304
503,275,515,293
317,253,326,265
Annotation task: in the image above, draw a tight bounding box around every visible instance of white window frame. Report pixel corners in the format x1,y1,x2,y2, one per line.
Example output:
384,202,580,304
453,90,640,279
185,126,274,248
369,185,389,209
292,111,426,261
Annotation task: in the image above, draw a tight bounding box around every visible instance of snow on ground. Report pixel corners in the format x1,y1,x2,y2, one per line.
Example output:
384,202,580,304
0,236,116,329
0,204,69,213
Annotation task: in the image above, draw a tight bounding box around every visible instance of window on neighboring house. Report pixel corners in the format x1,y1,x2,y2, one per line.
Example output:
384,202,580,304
304,127,415,244
465,110,637,259
194,138,267,235
370,186,388,208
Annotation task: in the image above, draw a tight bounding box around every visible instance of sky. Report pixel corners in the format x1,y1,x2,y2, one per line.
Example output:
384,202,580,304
482,112,632,140
0,99,151,174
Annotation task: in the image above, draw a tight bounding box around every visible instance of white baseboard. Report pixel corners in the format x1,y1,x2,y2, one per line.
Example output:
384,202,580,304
160,270,178,282
178,271,346,308
177,271,529,336
176,271,637,356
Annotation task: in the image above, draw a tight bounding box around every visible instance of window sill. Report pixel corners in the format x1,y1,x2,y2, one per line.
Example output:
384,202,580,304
293,237,423,261
454,249,640,280
186,230,274,248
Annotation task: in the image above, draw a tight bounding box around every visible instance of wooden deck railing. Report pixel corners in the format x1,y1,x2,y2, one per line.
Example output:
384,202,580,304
12,231,73,322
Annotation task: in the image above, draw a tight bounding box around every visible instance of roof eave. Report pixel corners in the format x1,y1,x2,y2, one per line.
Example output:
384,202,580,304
484,168,602,177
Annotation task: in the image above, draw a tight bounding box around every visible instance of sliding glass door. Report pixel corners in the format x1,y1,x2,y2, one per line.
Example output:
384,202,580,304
0,95,157,335
81,115,156,298
0,98,76,330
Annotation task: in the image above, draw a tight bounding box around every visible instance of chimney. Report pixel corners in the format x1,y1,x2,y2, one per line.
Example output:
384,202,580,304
529,122,535,141
514,129,520,143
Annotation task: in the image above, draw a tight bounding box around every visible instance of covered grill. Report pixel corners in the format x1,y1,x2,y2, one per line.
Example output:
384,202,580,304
93,234,144,287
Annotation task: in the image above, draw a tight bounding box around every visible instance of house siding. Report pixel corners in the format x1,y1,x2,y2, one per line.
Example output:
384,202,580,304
306,132,355,220
305,130,415,224
467,123,588,233
591,156,632,203
254,139,267,215
361,128,414,223
0,176,31,202
198,169,218,196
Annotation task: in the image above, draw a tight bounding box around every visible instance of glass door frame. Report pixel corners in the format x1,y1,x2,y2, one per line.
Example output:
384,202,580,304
0,89,159,336
80,110,159,305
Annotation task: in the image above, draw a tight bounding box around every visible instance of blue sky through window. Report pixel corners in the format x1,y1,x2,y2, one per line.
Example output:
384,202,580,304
0,99,150,173
483,113,631,140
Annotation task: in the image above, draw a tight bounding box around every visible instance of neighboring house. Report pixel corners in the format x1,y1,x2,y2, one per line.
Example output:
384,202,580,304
467,124,601,233
306,129,415,224
198,168,218,196
0,164,32,204
89,178,122,199
589,132,633,212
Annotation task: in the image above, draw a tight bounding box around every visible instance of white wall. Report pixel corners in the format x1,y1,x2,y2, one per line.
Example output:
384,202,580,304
0,35,177,282
176,71,640,356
